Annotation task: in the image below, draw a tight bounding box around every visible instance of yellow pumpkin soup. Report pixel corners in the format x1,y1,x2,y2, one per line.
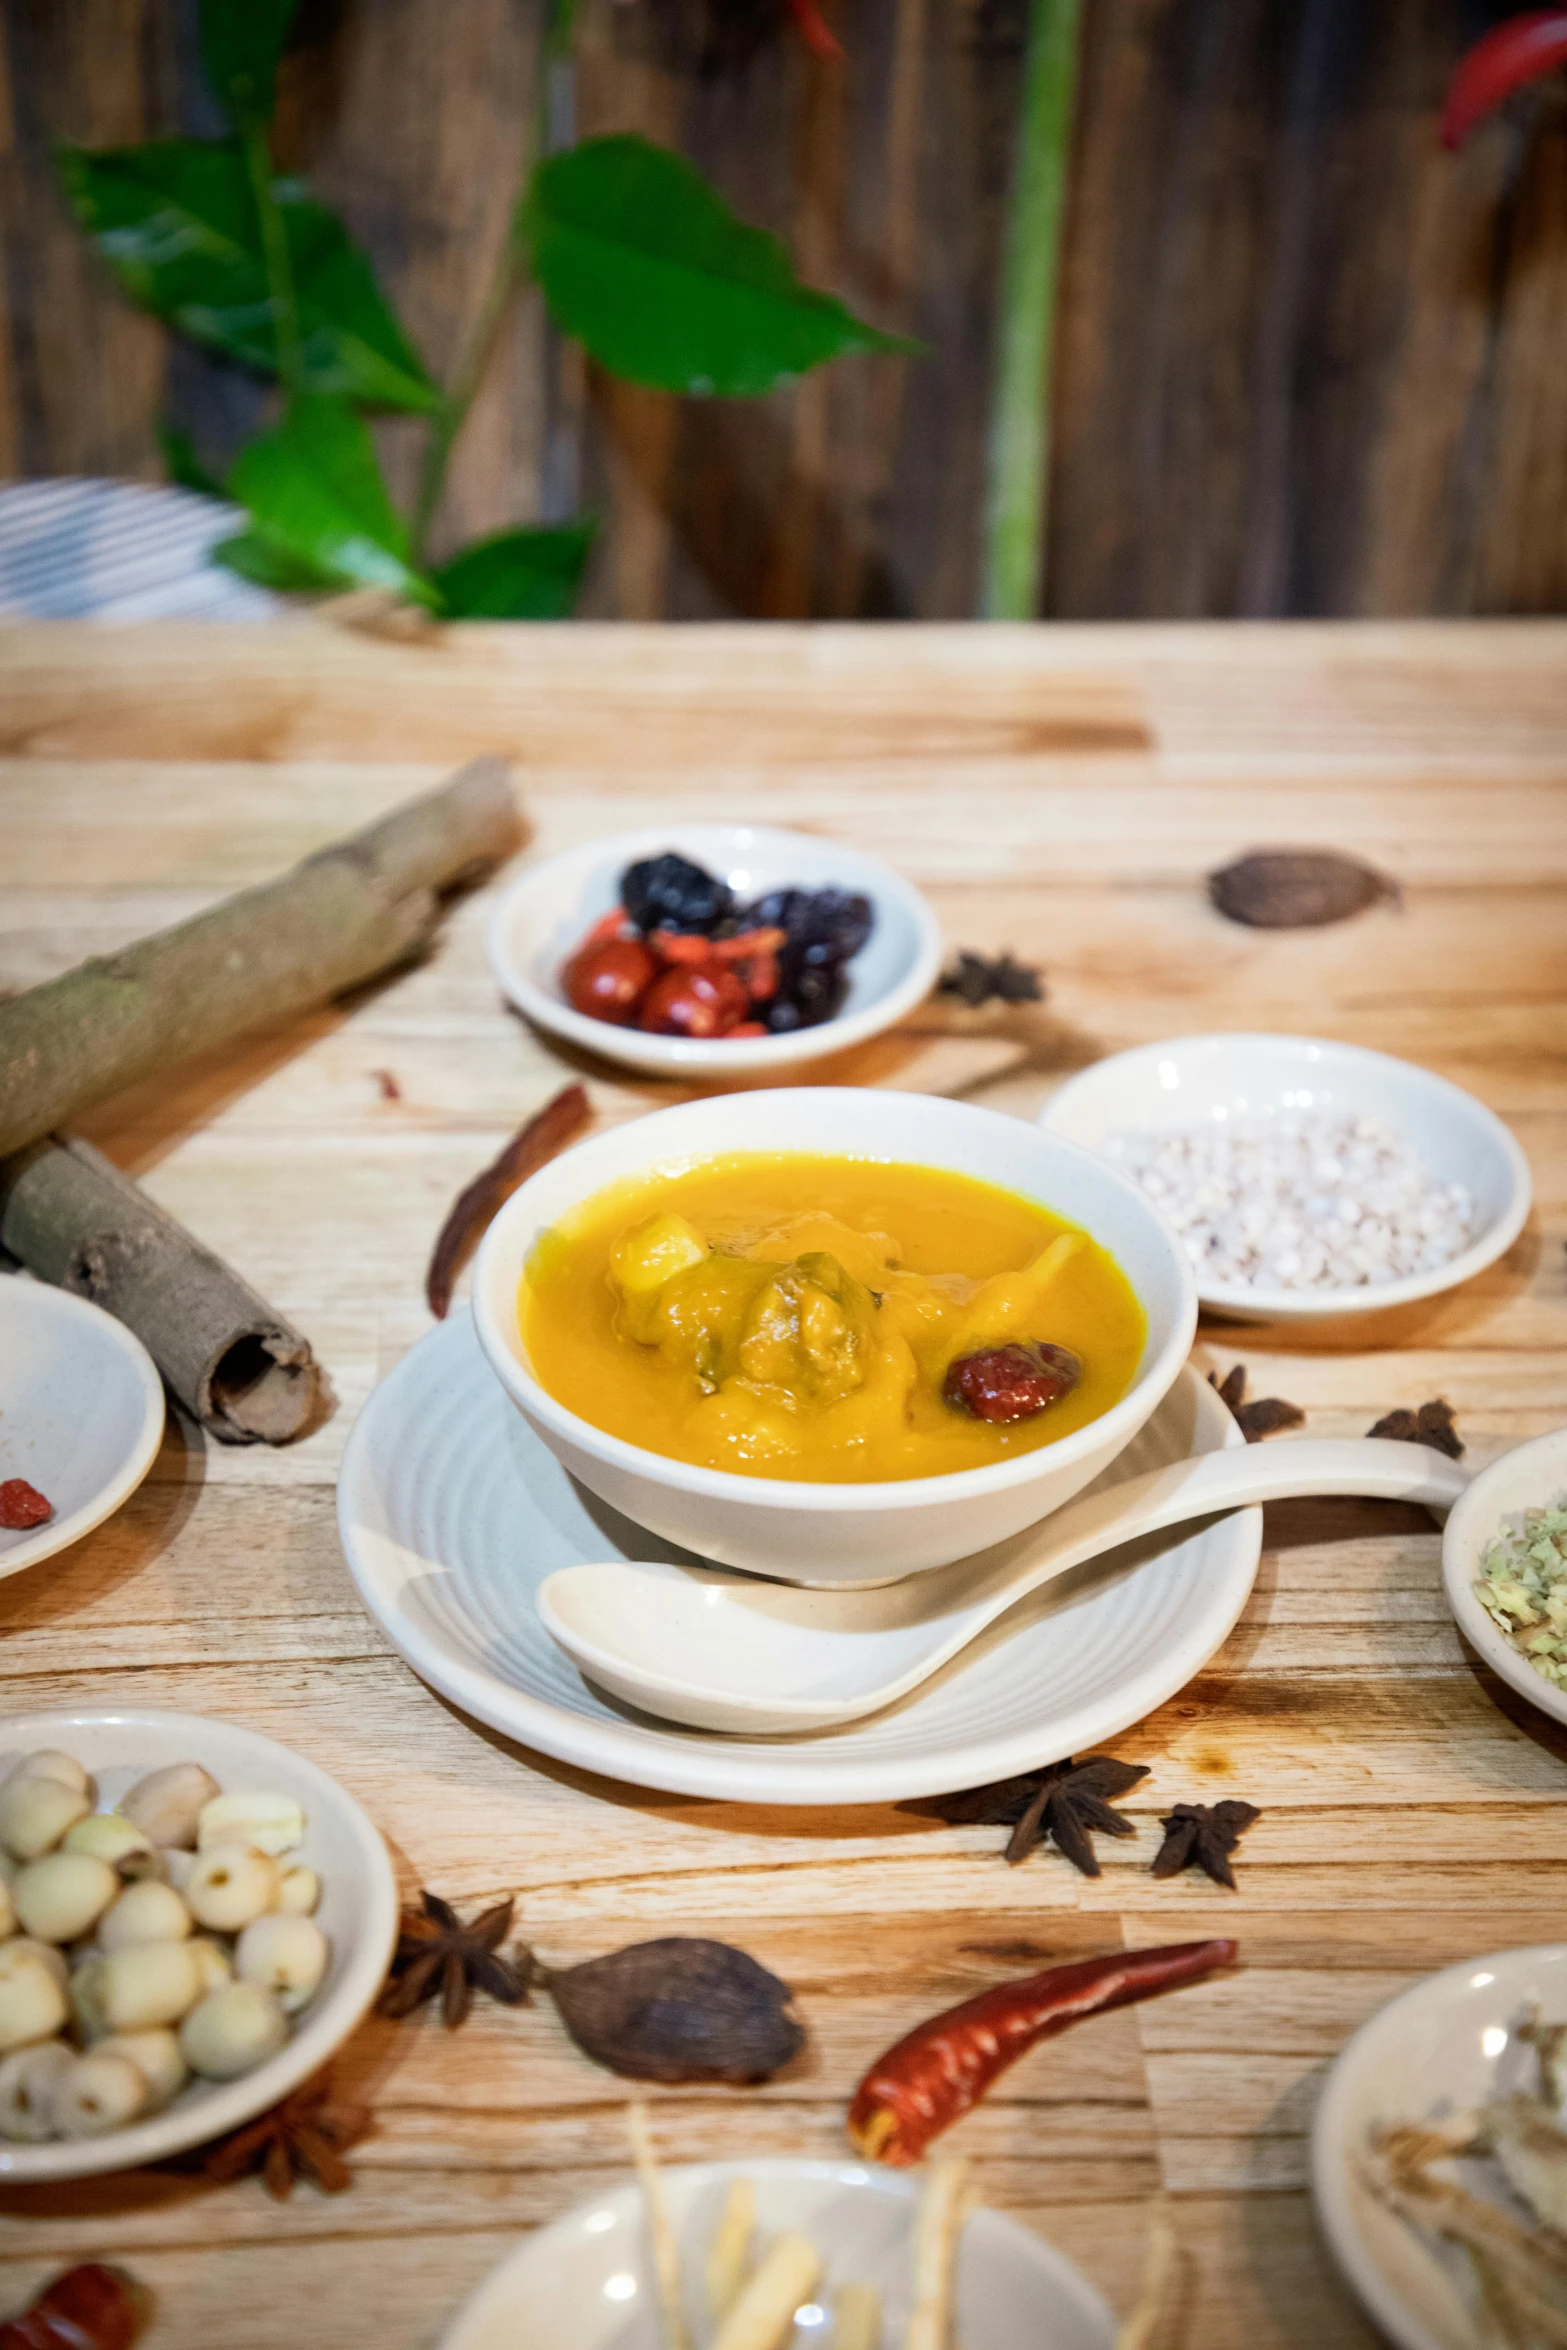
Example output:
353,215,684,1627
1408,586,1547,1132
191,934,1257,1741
521,1153,1146,1483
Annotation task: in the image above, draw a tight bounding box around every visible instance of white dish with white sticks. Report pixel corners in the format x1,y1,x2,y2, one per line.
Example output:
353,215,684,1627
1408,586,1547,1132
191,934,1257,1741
439,2158,1115,2350
1041,1033,1531,1323
337,1315,1262,1805
0,1710,398,2182
1312,1943,1567,2350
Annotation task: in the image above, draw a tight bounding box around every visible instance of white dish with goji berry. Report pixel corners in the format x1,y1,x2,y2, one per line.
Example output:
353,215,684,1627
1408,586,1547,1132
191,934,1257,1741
487,825,943,1076
0,1279,165,1586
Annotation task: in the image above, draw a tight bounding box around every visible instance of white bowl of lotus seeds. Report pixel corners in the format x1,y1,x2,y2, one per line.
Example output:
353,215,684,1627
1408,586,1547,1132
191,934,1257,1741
0,1710,398,2180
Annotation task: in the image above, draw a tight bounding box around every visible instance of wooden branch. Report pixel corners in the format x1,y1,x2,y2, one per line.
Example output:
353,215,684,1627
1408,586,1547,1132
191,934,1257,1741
0,756,524,1162
0,1138,327,1444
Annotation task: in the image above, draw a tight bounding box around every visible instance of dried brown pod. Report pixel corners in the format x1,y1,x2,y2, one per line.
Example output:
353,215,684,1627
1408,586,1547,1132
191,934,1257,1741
548,1936,804,2083
378,1891,534,2028
1208,849,1398,930
937,952,1045,1009
200,2070,372,2199
924,1754,1149,1874
1151,1800,1261,1890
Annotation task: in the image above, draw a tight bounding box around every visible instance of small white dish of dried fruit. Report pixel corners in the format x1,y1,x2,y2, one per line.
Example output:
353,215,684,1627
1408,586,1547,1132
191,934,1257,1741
1442,1426,1567,1731
0,1710,397,2181
1042,1033,1531,1324
0,1279,166,1584
488,825,944,1077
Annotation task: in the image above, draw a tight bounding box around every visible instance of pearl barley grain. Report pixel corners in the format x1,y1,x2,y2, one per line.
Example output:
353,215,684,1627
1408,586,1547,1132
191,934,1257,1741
1105,1111,1476,1295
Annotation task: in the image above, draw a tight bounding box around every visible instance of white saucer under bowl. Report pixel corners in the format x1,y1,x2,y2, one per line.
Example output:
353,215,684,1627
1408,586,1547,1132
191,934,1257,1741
336,1317,1260,1806
440,2157,1115,2350
1312,1943,1567,2350
486,823,944,1077
0,1277,166,1586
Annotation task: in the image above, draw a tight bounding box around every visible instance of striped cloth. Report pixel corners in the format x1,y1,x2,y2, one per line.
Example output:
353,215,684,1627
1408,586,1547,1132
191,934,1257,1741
0,478,278,620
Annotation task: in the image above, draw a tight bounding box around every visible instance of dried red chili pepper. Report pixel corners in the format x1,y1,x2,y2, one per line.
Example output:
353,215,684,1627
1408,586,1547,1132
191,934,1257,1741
847,1938,1237,2165
0,1479,51,1531
0,2264,145,2350
1442,11,1567,147
425,1083,591,1319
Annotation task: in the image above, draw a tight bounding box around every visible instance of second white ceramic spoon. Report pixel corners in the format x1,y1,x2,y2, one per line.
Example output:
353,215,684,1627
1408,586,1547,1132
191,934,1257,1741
538,1437,1469,1734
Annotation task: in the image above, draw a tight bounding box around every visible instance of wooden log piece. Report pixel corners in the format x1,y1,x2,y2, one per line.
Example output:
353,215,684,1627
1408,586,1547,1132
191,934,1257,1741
0,1138,326,1444
0,756,525,1162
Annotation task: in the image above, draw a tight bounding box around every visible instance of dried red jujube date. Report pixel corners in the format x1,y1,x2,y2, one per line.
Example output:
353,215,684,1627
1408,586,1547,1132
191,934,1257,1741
0,2263,145,2350
639,964,750,1038
943,1342,1082,1424
563,936,658,1026
0,1479,51,1531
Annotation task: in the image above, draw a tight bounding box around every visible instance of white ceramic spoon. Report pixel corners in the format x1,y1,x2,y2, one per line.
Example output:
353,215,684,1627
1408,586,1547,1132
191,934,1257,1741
538,1437,1469,1734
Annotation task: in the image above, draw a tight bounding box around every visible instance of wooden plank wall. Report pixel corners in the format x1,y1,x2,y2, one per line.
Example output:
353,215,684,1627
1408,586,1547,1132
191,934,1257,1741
2,0,1565,619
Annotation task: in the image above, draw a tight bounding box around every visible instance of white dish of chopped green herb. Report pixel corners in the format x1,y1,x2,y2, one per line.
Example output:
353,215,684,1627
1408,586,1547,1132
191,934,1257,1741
1443,1429,1567,1729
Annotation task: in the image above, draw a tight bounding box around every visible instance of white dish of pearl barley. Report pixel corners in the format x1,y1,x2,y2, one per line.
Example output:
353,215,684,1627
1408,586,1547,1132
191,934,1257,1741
1042,1034,1531,1324
0,1711,397,2182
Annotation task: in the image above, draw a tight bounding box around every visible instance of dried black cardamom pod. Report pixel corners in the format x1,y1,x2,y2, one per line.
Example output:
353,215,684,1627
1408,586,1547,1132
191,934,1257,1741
1208,849,1398,930
547,1936,803,2083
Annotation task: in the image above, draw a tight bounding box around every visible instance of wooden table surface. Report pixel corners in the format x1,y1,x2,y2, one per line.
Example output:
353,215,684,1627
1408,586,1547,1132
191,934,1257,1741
2,618,1566,2349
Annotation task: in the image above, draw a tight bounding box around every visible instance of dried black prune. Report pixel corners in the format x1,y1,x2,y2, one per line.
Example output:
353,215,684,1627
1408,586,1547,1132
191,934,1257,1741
742,886,874,965
621,852,735,935
548,1936,804,2082
766,957,850,1032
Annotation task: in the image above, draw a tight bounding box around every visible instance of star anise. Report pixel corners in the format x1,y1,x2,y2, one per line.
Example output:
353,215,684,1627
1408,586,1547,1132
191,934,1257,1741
1209,1363,1306,1443
378,1890,534,2028
929,1754,1149,1875
1367,1398,1464,1459
937,950,1045,1008
1151,1800,1261,1890
200,2070,371,2200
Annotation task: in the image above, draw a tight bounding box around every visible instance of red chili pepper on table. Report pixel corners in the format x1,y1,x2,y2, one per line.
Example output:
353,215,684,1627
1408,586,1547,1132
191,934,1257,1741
0,2264,144,2350
1442,11,1567,147
847,1938,1238,2165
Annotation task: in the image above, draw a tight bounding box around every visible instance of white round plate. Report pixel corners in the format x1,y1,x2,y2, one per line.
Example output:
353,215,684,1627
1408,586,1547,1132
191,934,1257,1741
336,1320,1260,1805
0,1709,399,2181
1312,1943,1567,2350
0,1279,166,1584
1442,1425,1567,1730
487,823,944,1077
440,2157,1115,2350
1041,1033,1531,1323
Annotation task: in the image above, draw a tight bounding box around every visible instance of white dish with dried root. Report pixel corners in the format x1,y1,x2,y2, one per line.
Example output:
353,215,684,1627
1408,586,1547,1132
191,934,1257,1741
1312,1943,1567,2350
0,1710,398,2181
441,2126,1118,2350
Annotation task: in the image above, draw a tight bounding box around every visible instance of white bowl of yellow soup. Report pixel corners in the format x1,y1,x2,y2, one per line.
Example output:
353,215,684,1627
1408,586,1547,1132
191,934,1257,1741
471,1091,1197,1584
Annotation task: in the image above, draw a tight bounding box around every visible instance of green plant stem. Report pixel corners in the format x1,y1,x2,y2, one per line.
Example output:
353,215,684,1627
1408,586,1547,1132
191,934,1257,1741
243,121,303,391
410,0,579,562
979,0,1081,620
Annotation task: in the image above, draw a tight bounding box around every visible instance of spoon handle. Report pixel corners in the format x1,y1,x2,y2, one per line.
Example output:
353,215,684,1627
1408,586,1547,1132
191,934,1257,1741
964,1436,1469,1629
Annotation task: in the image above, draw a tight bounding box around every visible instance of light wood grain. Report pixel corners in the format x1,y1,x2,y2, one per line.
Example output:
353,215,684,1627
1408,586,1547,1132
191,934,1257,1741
0,617,1564,2350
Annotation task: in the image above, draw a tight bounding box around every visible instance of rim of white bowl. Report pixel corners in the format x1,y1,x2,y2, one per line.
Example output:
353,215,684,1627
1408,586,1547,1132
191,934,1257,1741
471,1090,1199,1520
1441,1426,1567,1728
486,823,946,1074
0,1283,167,1583
1310,1943,1567,2350
0,1706,400,2181
441,2156,1116,2350
1042,1032,1533,1320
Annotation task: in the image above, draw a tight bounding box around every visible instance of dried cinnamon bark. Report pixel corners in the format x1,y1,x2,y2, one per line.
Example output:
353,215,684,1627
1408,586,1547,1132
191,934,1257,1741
0,1140,325,1444
0,758,523,1164
426,1084,590,1318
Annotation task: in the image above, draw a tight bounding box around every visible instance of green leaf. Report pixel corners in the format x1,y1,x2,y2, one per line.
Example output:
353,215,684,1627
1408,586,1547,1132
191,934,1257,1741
158,419,225,498
198,0,301,129
432,520,596,619
59,140,438,410
524,135,914,396
209,527,342,594
226,395,437,604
